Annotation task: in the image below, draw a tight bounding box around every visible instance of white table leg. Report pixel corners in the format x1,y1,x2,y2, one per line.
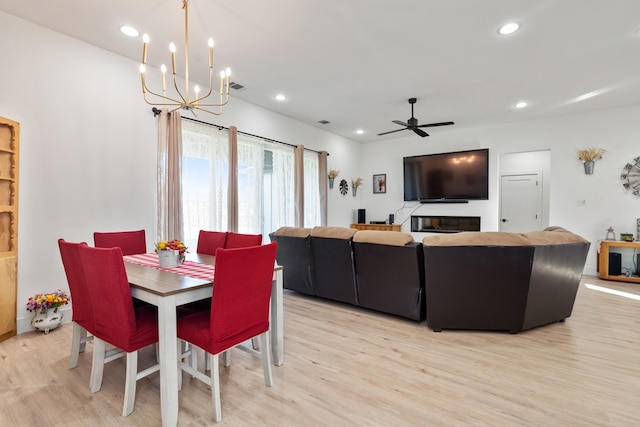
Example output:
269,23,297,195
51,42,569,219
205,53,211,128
158,295,179,427
271,269,284,366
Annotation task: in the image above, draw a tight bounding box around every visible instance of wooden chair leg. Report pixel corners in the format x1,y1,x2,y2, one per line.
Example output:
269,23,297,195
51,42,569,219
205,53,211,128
123,351,138,417
260,332,273,387
90,338,106,393
251,337,260,350
69,323,84,369
210,353,222,423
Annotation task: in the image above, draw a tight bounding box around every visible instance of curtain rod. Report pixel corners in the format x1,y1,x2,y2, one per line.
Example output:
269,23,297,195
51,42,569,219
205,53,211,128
160,110,328,156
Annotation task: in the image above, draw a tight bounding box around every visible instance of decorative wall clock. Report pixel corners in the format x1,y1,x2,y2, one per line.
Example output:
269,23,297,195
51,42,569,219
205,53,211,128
620,156,640,196
339,179,349,195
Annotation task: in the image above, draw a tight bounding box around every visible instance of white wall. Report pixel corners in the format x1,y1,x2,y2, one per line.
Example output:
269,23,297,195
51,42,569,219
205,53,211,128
4,10,639,333
0,11,361,333
360,105,640,277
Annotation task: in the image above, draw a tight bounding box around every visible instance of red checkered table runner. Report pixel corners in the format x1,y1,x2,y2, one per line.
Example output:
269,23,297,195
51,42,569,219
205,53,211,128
123,253,214,281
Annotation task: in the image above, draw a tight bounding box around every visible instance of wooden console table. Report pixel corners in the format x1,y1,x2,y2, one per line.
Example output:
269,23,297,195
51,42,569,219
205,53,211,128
351,223,401,232
597,240,640,283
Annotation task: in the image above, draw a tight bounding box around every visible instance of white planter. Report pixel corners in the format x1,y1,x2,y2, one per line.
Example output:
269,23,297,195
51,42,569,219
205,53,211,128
31,307,63,334
158,250,181,268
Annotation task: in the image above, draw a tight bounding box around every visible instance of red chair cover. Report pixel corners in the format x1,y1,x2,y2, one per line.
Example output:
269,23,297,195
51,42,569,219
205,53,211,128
196,230,228,255
78,245,158,352
58,239,93,332
177,242,277,355
93,229,147,256
225,232,262,249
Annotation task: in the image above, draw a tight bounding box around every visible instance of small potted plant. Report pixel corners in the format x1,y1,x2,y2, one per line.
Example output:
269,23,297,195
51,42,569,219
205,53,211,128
26,289,70,333
328,169,339,189
577,147,606,175
155,239,188,268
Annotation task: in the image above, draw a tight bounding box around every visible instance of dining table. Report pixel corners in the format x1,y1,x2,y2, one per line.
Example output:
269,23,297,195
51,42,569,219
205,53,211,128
123,252,284,427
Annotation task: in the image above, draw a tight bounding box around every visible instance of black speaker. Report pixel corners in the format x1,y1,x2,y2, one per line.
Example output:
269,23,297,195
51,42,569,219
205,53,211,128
388,214,394,224
609,252,622,276
357,209,366,224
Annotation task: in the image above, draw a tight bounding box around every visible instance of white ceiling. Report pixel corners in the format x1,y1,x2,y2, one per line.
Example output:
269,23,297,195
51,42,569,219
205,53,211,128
2,0,640,142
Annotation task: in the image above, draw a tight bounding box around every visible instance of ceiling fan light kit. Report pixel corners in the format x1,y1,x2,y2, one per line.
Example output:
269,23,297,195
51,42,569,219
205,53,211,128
378,98,454,138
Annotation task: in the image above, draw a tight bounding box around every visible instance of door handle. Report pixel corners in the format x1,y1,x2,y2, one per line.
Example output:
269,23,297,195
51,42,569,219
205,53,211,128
501,219,508,222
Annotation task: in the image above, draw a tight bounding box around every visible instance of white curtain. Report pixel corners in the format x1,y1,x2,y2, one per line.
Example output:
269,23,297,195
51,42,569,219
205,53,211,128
268,144,295,232
304,150,321,227
236,133,265,234
180,119,229,249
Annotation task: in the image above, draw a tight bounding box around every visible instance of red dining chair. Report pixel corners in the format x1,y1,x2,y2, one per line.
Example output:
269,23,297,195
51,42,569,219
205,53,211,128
58,239,95,369
225,232,262,249
177,242,278,423
78,244,160,417
93,229,147,255
196,230,228,255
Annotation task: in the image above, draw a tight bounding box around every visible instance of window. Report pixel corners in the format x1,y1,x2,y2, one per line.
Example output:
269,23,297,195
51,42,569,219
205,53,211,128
180,120,303,246
180,120,228,249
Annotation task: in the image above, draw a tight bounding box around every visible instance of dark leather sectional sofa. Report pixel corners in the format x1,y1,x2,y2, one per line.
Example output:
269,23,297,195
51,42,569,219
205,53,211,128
421,226,590,333
270,227,425,320
270,225,590,331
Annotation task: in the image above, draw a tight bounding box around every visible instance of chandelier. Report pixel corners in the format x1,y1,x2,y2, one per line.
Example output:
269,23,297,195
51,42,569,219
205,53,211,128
139,0,231,115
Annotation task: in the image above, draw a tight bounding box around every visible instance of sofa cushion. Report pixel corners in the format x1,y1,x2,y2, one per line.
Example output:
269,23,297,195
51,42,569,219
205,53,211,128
353,230,414,246
273,227,312,237
310,226,357,239
422,227,587,246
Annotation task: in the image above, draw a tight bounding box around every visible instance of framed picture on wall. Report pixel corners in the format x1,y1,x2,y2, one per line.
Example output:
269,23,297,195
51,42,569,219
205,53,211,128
373,174,386,194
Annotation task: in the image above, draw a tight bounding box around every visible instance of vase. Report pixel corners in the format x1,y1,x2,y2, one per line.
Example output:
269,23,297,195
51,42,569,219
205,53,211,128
584,161,595,175
329,177,334,189
158,250,181,268
31,307,63,334
352,186,358,197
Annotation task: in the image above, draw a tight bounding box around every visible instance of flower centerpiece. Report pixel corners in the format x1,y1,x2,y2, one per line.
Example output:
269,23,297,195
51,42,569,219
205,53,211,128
26,290,70,333
577,147,606,175
328,169,339,189
155,239,188,268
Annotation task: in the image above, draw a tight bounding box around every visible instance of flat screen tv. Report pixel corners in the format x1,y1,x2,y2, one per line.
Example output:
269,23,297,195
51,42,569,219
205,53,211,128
403,148,489,202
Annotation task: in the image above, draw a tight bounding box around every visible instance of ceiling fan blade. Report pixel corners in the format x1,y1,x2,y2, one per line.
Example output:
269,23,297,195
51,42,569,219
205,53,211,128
392,120,409,127
417,121,455,128
413,128,429,137
377,128,407,136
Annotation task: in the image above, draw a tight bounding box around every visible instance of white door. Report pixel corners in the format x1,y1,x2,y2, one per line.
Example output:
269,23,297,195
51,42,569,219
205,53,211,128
500,173,542,232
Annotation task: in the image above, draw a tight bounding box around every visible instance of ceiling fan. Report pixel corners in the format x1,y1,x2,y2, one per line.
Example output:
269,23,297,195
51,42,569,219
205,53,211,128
378,98,454,138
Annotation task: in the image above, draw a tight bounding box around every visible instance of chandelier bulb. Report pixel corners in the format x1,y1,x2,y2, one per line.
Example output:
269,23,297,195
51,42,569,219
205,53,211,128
208,38,214,48
143,34,150,43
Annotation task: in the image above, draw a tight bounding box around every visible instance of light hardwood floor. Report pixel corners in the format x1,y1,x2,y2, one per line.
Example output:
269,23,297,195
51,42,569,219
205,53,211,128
1,275,639,426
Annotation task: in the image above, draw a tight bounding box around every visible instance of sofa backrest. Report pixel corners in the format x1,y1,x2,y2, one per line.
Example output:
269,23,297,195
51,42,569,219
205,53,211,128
269,228,315,296
353,230,414,246
352,231,425,320
422,226,588,247
310,226,358,305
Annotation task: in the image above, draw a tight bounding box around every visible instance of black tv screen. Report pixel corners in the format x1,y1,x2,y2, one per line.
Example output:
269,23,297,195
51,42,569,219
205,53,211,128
403,148,489,201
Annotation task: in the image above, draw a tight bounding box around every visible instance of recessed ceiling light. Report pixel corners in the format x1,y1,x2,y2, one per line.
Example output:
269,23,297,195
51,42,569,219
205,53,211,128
498,22,520,35
120,25,139,37
356,129,364,135
275,94,287,101
514,101,528,109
